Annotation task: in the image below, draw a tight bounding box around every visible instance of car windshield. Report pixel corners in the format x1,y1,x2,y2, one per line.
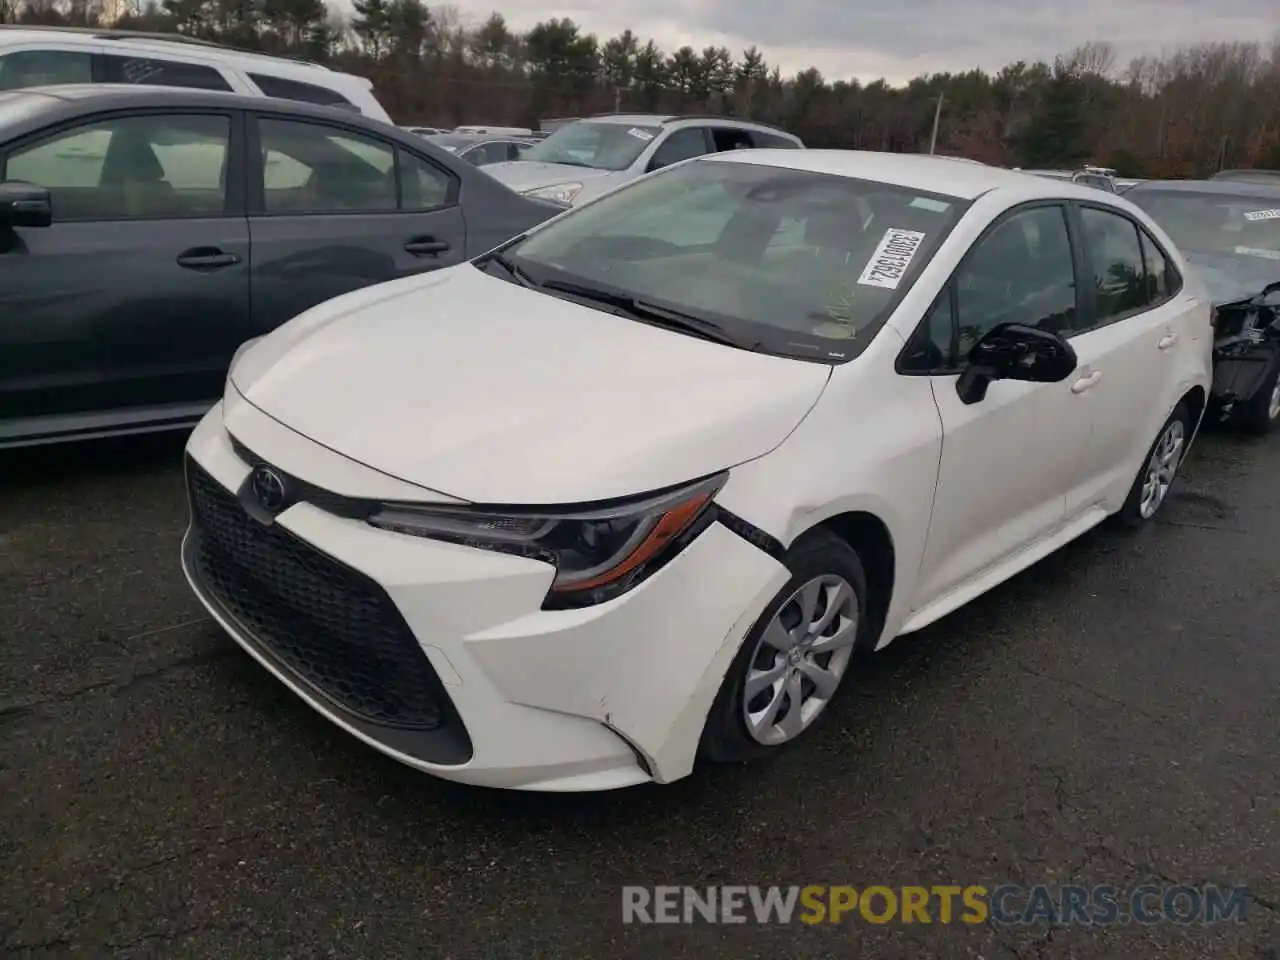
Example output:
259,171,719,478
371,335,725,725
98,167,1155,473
1126,188,1280,263
502,158,967,362
519,121,660,171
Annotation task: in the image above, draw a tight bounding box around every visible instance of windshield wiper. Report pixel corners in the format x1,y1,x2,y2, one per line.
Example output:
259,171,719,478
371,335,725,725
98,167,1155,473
539,279,749,348
480,251,537,288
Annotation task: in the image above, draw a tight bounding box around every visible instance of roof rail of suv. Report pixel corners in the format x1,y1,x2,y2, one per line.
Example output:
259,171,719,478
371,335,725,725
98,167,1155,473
0,24,328,70
659,113,797,136
98,29,328,68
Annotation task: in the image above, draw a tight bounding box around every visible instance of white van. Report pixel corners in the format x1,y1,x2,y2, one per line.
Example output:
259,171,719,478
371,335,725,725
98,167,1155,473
0,25,391,122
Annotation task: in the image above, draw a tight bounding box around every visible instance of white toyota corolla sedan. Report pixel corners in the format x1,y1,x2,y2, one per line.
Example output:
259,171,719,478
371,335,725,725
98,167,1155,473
182,150,1213,791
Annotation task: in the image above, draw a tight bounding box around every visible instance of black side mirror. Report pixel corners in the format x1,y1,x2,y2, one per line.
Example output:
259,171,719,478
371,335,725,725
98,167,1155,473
956,322,1078,405
0,180,52,228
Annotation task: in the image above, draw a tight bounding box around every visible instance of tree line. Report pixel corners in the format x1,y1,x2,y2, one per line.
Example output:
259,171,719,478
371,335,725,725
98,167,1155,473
4,0,1279,177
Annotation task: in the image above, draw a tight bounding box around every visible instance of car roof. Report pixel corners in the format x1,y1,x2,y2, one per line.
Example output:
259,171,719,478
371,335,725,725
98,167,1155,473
0,84,446,152
701,149,1104,201
0,82,376,124
1127,178,1280,199
581,114,672,127
1213,169,1280,182
582,112,795,134
0,25,340,74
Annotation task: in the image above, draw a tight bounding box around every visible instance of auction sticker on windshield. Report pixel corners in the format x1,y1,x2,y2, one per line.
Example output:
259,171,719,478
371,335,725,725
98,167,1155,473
1243,208,1280,222
857,228,926,290
628,128,655,140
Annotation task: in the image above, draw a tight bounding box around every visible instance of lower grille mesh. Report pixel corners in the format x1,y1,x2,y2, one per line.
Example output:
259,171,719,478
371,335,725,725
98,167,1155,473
187,459,449,730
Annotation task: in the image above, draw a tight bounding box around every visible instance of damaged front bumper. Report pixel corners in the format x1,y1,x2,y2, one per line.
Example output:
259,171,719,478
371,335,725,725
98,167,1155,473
1210,296,1280,414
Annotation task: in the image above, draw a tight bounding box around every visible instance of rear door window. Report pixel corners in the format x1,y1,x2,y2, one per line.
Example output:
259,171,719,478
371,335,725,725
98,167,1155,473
748,130,801,149
258,118,395,213
1078,206,1150,323
648,127,712,169
709,127,755,152
97,55,232,91
1138,228,1180,303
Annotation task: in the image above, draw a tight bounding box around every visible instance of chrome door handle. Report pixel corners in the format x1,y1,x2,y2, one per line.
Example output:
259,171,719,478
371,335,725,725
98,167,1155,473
1071,371,1102,394
1158,331,1179,350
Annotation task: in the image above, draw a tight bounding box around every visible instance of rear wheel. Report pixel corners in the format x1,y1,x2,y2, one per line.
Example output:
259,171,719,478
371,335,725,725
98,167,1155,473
1111,402,1191,529
699,528,871,764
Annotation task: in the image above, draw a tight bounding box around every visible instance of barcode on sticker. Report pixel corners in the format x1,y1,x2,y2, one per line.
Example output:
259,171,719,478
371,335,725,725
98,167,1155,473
856,228,926,290
1243,208,1280,222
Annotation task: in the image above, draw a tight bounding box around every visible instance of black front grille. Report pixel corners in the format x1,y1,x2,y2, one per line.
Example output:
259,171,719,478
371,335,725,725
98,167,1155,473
186,458,457,734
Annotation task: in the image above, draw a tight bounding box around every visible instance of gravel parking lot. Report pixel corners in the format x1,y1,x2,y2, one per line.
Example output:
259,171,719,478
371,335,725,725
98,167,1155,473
1,425,1277,959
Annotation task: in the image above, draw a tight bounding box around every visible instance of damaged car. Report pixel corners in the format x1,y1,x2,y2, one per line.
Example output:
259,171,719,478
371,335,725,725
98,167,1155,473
1126,178,1280,433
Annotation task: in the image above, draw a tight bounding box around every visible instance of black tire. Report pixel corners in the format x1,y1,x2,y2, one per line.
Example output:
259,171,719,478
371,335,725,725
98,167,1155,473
1236,355,1280,436
699,528,872,765
1111,401,1192,529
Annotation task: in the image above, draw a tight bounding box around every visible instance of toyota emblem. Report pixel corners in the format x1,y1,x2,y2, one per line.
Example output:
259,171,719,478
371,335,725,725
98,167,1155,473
250,465,287,512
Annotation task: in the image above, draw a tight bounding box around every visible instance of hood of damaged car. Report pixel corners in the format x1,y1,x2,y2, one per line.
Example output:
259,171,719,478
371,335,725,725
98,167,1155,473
1184,248,1280,306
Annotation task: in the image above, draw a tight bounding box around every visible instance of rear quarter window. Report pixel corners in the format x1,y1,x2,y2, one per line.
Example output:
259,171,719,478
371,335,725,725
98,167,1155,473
249,73,356,110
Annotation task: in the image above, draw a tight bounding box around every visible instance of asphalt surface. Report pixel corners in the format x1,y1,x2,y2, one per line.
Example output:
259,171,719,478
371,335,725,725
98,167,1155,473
1,423,1277,959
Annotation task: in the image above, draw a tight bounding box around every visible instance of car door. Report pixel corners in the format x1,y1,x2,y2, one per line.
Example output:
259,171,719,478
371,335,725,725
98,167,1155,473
246,114,465,330
1060,203,1186,516
0,107,250,428
903,203,1094,610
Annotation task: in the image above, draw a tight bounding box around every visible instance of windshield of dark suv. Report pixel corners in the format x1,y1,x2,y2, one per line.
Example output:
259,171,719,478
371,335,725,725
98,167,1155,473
1126,188,1280,263
519,121,660,171
495,157,969,362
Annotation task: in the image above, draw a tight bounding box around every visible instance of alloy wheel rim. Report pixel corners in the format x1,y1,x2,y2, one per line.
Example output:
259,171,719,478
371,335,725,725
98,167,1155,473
742,574,858,746
1138,419,1185,520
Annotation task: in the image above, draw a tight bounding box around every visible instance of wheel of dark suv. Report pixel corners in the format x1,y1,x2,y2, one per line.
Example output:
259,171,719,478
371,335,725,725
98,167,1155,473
1112,401,1192,529
699,528,872,764
1236,356,1280,435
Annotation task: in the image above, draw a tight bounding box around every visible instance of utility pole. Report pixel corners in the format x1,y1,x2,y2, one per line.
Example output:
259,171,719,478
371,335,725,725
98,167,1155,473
614,86,622,113
928,92,944,155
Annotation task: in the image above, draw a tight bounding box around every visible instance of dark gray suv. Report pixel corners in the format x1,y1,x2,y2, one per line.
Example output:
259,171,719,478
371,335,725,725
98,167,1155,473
0,84,564,448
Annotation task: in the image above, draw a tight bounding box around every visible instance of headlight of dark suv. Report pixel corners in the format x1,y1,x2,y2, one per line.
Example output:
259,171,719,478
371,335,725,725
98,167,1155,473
367,472,726,608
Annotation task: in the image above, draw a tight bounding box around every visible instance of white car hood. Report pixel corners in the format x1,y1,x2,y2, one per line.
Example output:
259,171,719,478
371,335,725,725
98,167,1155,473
482,161,617,193
231,266,831,504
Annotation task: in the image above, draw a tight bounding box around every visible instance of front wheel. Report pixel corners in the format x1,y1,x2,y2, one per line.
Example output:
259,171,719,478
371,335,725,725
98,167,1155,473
1111,401,1191,529
699,528,871,764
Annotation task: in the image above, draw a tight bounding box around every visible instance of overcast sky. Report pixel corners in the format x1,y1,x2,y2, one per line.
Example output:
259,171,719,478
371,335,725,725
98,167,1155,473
433,0,1278,85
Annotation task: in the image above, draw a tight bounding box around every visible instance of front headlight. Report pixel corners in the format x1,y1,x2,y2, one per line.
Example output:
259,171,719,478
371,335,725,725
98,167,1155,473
524,182,584,205
367,472,726,608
